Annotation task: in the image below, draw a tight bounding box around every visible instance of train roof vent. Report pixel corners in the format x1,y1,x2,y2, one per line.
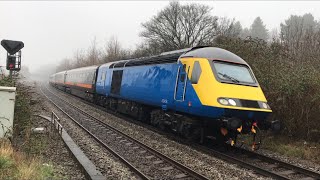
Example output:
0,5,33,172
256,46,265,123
108,46,210,69
113,61,129,68
109,53,183,68
160,48,191,56
124,53,182,67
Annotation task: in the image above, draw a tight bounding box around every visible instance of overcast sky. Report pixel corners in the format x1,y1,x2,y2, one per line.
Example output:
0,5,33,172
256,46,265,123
1,1,320,73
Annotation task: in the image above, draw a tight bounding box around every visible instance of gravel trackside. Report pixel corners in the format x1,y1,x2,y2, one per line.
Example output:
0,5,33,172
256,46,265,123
47,84,267,180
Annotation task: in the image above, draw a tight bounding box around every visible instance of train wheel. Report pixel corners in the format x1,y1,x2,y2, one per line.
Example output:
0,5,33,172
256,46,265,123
150,110,159,127
138,107,147,122
181,124,201,142
150,110,166,130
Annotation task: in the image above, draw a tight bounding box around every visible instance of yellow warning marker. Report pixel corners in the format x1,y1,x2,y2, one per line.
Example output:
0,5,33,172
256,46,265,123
237,126,242,133
231,140,235,146
252,142,256,151
251,126,256,134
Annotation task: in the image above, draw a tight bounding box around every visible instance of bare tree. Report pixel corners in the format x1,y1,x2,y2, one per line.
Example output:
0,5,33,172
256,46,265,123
73,49,86,68
132,41,163,57
140,1,217,52
103,36,131,62
216,17,242,38
104,36,121,62
56,58,72,72
240,27,251,39
86,37,101,66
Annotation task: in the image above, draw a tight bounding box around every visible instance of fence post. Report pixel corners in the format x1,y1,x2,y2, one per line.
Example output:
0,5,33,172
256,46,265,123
49,111,64,154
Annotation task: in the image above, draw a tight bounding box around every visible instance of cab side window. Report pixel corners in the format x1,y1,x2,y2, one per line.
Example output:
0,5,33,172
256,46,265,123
191,61,201,84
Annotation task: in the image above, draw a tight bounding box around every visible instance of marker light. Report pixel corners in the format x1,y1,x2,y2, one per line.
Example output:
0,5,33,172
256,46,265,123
218,98,229,105
262,102,269,109
228,99,237,106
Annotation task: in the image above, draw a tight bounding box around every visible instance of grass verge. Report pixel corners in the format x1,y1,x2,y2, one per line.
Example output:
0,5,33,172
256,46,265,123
237,132,319,164
263,135,320,164
0,139,55,180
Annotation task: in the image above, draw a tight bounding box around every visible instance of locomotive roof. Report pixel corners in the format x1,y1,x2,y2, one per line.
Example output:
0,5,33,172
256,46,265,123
53,47,248,75
66,65,98,72
109,52,183,68
108,47,203,68
55,71,66,75
53,66,98,76
180,47,248,65
107,47,247,68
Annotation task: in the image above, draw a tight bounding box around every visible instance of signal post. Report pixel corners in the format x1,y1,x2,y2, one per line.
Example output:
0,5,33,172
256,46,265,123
1,40,24,79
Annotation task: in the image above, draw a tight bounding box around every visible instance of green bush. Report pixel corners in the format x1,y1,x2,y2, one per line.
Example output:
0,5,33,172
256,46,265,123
0,77,14,87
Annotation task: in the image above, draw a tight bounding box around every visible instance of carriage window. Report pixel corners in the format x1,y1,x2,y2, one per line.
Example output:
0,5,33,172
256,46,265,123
191,61,201,84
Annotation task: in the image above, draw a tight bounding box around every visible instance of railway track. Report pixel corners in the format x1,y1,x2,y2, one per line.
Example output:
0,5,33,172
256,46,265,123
45,83,320,180
198,146,320,180
238,148,320,180
40,83,210,180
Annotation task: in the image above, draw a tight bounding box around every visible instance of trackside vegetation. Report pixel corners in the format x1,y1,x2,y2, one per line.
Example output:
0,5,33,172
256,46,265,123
0,139,54,180
263,136,320,163
0,78,57,179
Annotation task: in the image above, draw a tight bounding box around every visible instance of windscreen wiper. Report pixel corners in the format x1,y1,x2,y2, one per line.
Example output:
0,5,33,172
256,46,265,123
218,73,240,83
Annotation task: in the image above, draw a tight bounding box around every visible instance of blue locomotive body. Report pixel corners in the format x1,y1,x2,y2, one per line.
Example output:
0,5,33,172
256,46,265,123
95,62,226,119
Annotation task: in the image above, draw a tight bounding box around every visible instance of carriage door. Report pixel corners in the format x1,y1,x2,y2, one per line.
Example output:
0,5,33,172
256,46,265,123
174,64,187,101
111,70,123,95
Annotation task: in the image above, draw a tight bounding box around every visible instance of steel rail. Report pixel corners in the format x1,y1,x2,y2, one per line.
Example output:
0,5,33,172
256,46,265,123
197,145,290,180
43,83,210,180
239,148,320,179
47,83,320,180
40,84,150,180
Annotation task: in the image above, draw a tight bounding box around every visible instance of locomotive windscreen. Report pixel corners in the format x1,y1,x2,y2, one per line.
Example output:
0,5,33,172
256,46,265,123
211,61,257,86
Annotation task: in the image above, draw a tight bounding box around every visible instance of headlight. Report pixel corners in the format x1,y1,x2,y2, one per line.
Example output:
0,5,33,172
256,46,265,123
218,98,229,105
262,102,269,109
228,99,237,106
